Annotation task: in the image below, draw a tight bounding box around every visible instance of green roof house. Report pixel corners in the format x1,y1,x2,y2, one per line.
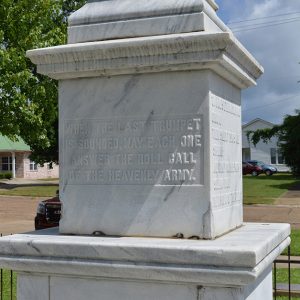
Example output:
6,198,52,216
0,135,58,179
0,135,31,152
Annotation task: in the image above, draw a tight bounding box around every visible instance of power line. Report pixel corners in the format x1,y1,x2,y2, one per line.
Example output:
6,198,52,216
232,18,300,33
230,16,300,30
227,11,300,25
243,94,300,112
262,75,300,82
273,75,300,79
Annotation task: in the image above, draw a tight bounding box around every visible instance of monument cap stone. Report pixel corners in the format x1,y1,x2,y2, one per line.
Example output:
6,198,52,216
27,0,263,239
68,0,223,43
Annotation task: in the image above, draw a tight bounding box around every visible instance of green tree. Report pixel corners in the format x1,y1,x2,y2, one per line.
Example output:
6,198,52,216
0,0,86,164
248,110,300,175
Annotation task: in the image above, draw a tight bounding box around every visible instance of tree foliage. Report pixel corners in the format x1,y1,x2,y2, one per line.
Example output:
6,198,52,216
0,0,86,164
248,110,300,175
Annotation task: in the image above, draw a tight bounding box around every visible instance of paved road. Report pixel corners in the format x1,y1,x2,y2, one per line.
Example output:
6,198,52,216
0,196,46,235
0,180,300,235
0,179,57,235
1,197,300,235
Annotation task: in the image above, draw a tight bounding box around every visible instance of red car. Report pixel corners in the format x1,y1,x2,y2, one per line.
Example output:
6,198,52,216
242,161,263,176
34,195,61,230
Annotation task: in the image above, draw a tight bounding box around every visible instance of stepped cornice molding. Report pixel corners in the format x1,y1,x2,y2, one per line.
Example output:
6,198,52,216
27,32,263,88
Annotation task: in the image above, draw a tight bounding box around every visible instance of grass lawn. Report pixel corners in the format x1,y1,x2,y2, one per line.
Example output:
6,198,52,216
0,185,58,197
0,269,17,300
275,268,300,300
276,268,300,284
37,178,59,181
282,229,300,256
277,295,300,299
277,297,300,300
275,230,300,298
243,173,300,205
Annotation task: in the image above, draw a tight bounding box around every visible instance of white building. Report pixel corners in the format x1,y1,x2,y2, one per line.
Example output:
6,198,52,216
242,118,289,172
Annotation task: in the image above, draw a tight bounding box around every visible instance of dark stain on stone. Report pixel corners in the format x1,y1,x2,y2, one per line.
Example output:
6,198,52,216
27,241,41,254
163,186,176,202
113,76,139,109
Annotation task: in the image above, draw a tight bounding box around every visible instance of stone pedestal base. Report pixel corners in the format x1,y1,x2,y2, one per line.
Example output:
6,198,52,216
17,268,272,300
0,223,290,300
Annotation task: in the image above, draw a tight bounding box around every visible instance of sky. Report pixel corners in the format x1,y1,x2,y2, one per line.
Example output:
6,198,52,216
216,0,300,125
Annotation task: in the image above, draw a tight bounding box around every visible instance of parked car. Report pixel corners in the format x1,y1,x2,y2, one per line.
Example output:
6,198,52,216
243,161,263,176
247,160,278,176
35,192,61,230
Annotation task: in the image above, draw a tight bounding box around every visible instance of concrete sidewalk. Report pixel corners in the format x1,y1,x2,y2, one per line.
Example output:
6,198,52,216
275,183,300,206
0,178,59,185
244,205,300,229
244,182,300,229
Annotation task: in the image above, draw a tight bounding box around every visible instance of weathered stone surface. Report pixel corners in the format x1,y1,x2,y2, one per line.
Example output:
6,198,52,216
0,224,290,300
54,69,244,238
0,2,290,300
26,1,263,237
68,0,221,43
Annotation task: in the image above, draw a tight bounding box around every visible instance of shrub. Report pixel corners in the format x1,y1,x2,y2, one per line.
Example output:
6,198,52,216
4,172,12,180
0,172,13,180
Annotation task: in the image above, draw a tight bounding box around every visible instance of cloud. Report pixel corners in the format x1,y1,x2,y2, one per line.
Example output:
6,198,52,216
251,0,279,18
218,0,300,124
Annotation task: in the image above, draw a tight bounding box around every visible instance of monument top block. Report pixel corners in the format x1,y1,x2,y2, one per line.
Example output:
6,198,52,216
70,0,219,26
68,0,223,43
27,0,264,238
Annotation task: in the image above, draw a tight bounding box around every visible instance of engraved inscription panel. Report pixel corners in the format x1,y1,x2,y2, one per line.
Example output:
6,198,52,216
210,93,242,209
63,114,204,186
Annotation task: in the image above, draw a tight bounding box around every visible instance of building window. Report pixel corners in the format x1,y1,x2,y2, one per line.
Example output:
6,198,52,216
29,160,38,171
270,148,277,164
270,148,285,165
1,157,12,171
47,162,53,170
278,150,284,164
242,148,251,161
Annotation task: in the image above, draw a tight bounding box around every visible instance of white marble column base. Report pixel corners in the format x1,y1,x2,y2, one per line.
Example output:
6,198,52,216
0,223,290,300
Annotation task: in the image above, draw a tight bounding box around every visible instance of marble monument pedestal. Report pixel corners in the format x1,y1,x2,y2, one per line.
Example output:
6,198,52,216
26,0,264,240
0,223,290,300
0,1,289,299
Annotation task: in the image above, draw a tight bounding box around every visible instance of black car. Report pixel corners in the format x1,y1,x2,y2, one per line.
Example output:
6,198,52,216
247,160,278,176
35,195,61,230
